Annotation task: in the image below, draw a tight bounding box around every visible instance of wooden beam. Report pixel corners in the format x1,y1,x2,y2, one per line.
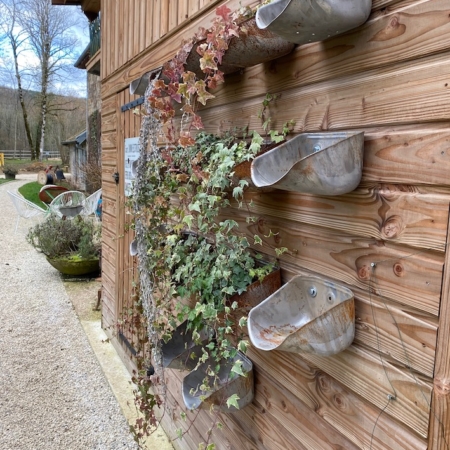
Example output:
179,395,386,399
429,203,450,449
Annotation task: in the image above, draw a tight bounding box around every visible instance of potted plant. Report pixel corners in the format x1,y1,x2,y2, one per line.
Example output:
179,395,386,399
2,165,19,180
26,215,101,276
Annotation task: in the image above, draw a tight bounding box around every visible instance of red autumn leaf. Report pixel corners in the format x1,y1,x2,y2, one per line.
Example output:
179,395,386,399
216,5,231,21
179,133,196,148
207,71,224,90
191,113,204,130
195,80,215,105
200,49,218,72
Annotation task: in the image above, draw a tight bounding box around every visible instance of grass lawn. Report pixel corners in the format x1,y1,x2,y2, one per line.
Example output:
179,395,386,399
0,178,16,185
18,182,44,206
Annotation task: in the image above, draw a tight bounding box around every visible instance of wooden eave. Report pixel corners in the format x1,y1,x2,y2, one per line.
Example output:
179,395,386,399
51,0,100,14
86,49,101,76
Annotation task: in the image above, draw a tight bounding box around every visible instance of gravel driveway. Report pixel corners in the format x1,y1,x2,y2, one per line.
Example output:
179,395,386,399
0,175,138,450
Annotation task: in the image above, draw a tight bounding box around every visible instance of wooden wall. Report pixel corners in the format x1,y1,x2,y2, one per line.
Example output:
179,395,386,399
100,0,450,448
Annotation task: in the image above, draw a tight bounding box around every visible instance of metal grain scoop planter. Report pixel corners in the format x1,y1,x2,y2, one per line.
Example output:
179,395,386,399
161,321,213,371
248,276,355,356
185,17,295,76
256,0,372,45
182,352,254,411
250,131,364,195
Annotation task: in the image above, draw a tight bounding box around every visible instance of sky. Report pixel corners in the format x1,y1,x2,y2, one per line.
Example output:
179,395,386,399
0,4,90,98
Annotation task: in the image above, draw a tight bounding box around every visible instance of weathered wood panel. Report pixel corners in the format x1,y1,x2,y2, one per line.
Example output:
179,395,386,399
199,52,450,137
101,0,260,95
247,347,427,450
101,0,226,79
206,0,450,108
225,208,444,315
243,184,450,252
302,346,432,437
98,0,450,448
428,208,450,449
354,294,437,378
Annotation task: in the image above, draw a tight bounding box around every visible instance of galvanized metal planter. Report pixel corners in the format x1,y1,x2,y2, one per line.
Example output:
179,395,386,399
185,17,295,76
182,351,254,411
248,275,355,356
161,321,213,371
256,0,372,45
250,131,364,195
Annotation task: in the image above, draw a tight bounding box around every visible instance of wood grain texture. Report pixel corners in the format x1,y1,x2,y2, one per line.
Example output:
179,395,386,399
100,0,260,95
301,345,432,437
362,126,450,186
242,184,449,252
224,208,444,315
354,293,437,378
247,347,427,450
206,0,450,108
199,51,450,136
428,205,450,449
153,0,162,45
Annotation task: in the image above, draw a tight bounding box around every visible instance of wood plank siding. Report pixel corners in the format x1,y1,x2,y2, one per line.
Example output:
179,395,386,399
99,0,450,448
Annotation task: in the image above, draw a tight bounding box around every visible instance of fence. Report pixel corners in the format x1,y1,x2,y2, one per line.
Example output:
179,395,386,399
1,149,60,159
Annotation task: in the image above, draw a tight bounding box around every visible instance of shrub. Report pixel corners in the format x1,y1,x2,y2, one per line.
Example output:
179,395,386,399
26,215,101,259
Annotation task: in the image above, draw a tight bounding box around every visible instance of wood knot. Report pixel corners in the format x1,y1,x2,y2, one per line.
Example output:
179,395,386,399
434,378,450,396
381,215,404,239
370,15,406,42
317,374,331,392
393,262,405,277
357,265,371,281
333,394,348,411
273,233,282,245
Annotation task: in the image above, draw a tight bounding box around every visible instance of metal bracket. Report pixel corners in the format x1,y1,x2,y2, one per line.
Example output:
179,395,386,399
121,96,144,112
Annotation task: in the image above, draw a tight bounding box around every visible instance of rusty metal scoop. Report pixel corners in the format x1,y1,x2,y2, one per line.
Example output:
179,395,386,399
251,131,364,195
248,276,355,356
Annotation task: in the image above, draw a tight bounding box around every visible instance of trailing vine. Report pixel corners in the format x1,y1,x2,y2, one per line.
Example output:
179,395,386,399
127,6,285,448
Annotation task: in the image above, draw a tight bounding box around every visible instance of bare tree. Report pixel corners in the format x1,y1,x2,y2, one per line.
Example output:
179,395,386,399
0,0,86,160
0,0,35,156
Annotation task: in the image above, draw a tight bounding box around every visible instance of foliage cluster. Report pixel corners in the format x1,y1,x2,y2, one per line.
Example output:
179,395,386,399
147,4,253,147
26,215,101,259
1,165,18,176
128,5,289,448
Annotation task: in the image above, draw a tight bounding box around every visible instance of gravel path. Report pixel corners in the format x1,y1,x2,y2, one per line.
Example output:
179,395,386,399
0,175,138,450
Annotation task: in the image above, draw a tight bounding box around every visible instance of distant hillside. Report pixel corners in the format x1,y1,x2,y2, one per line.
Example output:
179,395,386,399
0,86,86,156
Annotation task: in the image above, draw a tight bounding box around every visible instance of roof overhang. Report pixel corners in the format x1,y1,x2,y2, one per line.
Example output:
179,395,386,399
62,130,87,146
51,0,100,20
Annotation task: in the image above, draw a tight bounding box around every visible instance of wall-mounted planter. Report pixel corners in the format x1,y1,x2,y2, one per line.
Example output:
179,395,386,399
185,17,295,76
129,68,162,96
248,275,355,356
229,263,281,313
250,131,364,195
130,239,138,256
256,0,372,45
161,321,213,371
182,352,254,411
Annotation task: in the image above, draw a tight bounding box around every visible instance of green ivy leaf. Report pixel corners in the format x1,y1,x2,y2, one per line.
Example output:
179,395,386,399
226,394,241,409
231,359,246,377
254,235,263,246
238,340,249,353
182,215,194,228
238,317,247,328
